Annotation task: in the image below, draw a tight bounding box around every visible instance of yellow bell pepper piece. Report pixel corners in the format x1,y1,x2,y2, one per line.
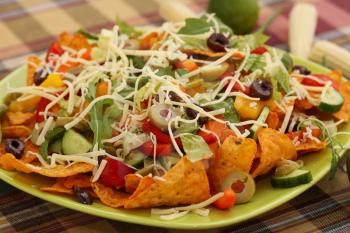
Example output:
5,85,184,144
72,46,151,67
234,96,265,120
234,96,283,120
40,74,64,88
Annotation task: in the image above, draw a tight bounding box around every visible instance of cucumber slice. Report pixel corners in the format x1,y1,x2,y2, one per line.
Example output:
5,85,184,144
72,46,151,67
271,169,312,188
318,86,344,113
249,106,270,138
62,129,92,155
125,150,146,168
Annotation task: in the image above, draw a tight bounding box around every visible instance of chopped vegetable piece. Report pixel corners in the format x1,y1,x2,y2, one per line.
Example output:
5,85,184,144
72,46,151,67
271,169,312,188
99,158,135,189
212,188,236,210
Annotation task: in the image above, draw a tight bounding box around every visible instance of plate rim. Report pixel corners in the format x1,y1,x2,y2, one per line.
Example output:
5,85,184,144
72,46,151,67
0,56,348,230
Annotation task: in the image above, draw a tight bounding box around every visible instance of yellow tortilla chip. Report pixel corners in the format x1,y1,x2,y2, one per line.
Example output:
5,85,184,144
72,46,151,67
41,181,73,195
208,136,257,192
251,128,297,177
0,153,94,177
20,141,39,163
124,156,210,209
92,182,130,208
296,140,327,155
334,80,350,122
59,173,92,189
2,125,32,138
6,111,35,125
27,56,41,86
125,174,142,193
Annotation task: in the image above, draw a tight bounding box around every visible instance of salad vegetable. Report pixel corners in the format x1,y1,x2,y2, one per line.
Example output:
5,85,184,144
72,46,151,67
0,15,349,221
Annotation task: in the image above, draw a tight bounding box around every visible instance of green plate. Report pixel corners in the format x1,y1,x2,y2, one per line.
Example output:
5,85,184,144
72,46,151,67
0,57,349,230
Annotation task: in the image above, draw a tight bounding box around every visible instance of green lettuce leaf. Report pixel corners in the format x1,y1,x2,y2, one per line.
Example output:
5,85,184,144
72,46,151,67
116,17,141,37
244,54,266,72
180,134,213,162
175,123,199,135
230,33,269,50
208,98,240,123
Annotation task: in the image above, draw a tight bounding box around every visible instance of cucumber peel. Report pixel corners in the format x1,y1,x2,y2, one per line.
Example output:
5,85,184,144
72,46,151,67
271,169,312,188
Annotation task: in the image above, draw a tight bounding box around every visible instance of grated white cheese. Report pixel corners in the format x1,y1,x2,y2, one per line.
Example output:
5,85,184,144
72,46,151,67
279,106,294,133
36,116,54,145
91,159,107,183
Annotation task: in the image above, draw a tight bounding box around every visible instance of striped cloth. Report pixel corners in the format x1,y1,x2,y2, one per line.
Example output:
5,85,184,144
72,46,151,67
0,0,349,232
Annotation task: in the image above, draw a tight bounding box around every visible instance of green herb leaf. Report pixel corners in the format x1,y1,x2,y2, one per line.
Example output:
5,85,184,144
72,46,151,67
178,16,232,35
129,56,145,69
244,54,266,72
281,52,293,73
180,134,213,163
269,64,290,94
102,104,123,139
230,33,269,50
208,98,240,123
39,126,66,162
157,66,175,77
116,17,141,37
76,29,98,40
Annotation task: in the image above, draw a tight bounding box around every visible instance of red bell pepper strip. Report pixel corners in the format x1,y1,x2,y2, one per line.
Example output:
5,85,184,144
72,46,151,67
140,141,173,157
35,98,51,123
142,119,172,144
251,46,268,55
45,41,64,62
99,158,135,189
200,133,218,144
301,74,339,91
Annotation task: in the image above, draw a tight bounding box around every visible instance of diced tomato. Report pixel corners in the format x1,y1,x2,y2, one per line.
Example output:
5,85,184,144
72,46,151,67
212,188,236,210
200,133,218,144
230,82,251,96
251,46,268,55
200,120,235,143
140,141,173,156
219,63,235,80
45,42,64,62
35,98,51,123
301,74,339,91
99,158,135,189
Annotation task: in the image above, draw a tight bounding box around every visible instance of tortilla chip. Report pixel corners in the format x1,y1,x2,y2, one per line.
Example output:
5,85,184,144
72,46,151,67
92,182,130,208
266,111,279,129
295,99,314,111
41,181,73,195
124,156,210,209
208,136,257,192
251,128,297,177
20,141,39,163
27,56,41,86
6,112,35,125
125,174,142,193
296,140,327,155
2,125,32,138
59,32,91,51
59,173,92,189
0,153,94,177
333,80,350,122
